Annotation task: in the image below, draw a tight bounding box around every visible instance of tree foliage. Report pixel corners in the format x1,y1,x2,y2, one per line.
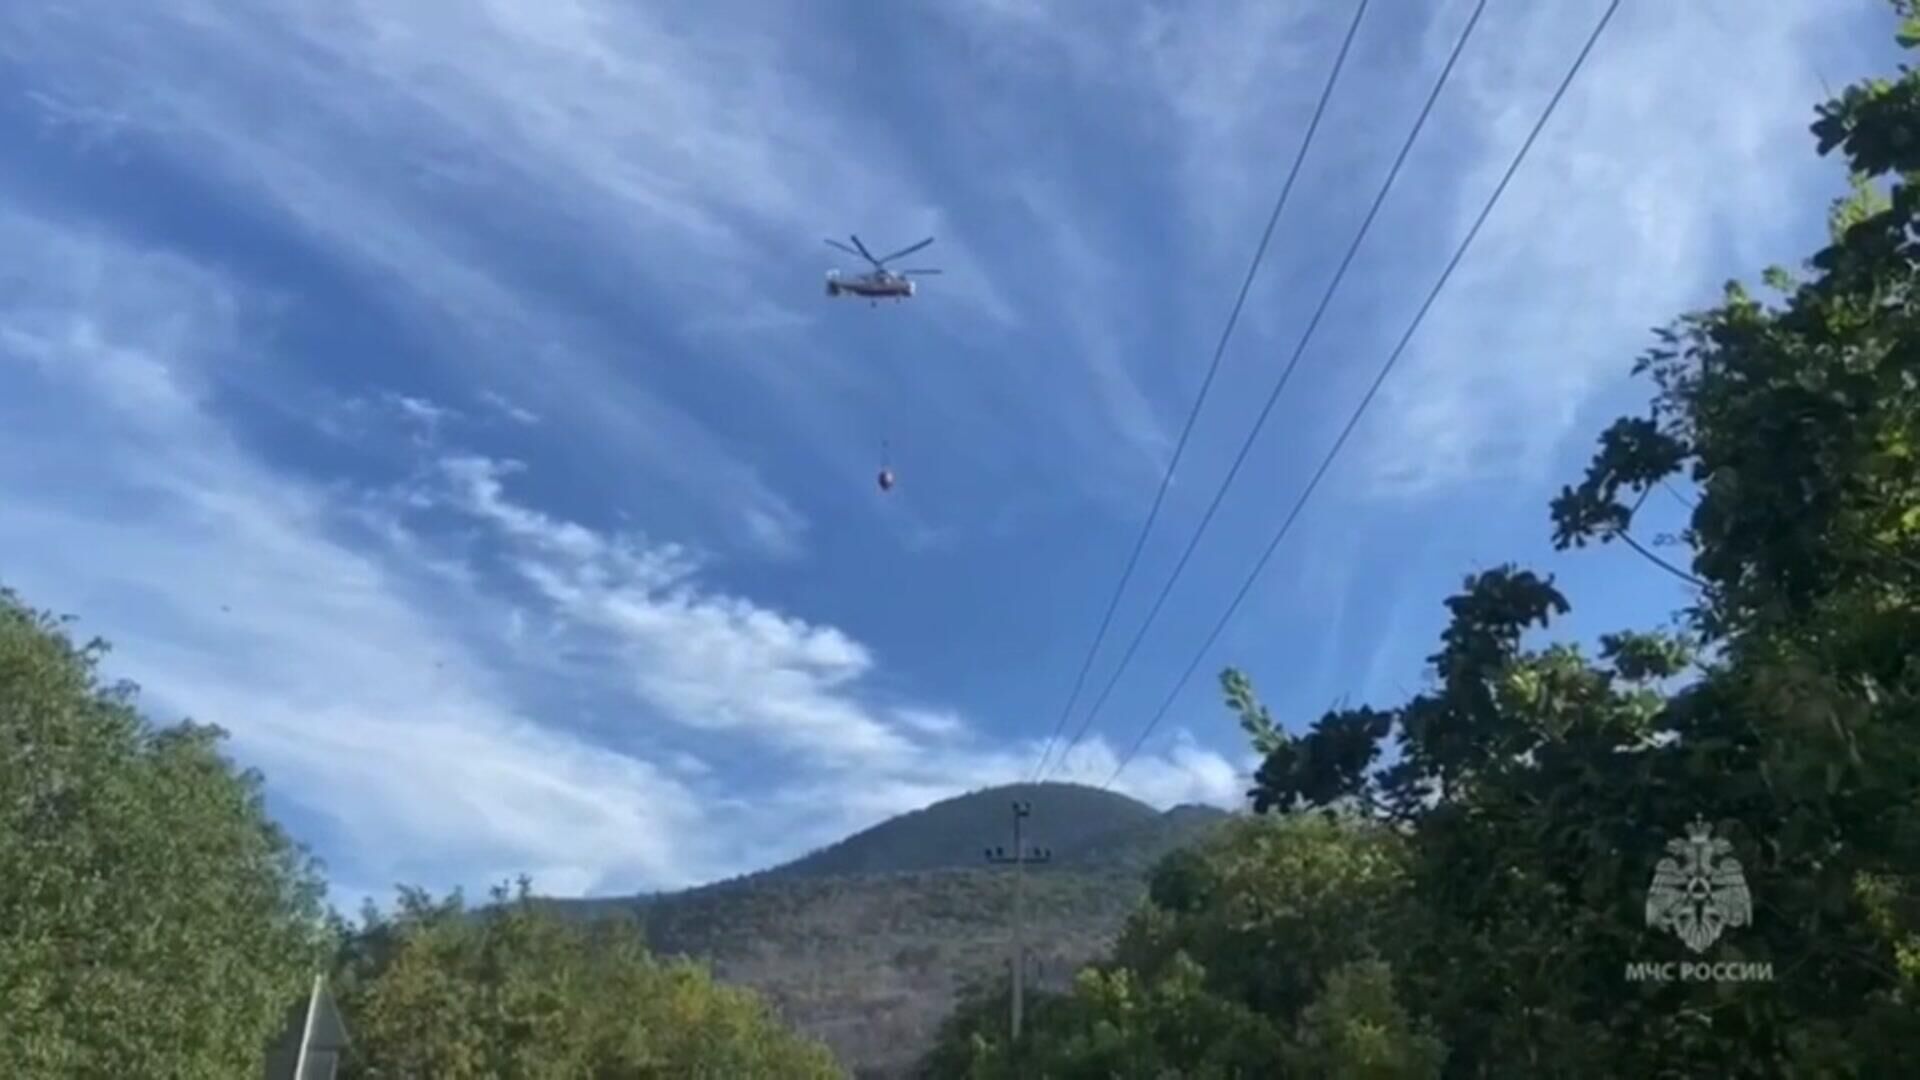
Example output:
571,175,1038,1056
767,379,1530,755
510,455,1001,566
331,878,844,1078
0,588,329,1077
921,816,1444,1079
0,592,844,1077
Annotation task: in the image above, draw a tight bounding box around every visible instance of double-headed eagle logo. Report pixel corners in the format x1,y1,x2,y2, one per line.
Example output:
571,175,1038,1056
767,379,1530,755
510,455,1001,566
1645,815,1753,953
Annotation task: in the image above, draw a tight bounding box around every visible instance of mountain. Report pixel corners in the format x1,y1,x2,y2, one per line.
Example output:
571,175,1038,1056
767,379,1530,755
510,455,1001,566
755,781,1163,880
541,783,1235,1078
1056,801,1234,874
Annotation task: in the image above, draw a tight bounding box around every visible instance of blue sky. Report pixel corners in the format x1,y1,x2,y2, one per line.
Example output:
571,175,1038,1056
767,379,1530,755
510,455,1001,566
0,0,1895,906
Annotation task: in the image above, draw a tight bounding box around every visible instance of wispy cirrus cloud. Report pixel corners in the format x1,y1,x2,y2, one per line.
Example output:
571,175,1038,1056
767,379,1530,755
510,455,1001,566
0,208,711,897
4,0,878,558
1353,0,1869,498
896,0,1889,769
937,0,1883,506
478,389,540,427
0,201,1242,900
425,452,915,767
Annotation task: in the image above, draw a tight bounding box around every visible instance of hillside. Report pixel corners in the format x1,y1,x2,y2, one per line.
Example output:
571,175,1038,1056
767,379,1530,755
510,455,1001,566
542,783,1234,1077
755,782,1164,880
1056,801,1233,874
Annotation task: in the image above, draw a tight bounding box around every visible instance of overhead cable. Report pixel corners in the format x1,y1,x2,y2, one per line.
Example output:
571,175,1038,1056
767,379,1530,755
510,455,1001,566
1103,0,1624,790
1026,0,1376,782
1047,0,1490,781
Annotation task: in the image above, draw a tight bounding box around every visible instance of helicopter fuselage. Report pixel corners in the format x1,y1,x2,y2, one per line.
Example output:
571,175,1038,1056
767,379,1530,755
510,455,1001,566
826,269,915,299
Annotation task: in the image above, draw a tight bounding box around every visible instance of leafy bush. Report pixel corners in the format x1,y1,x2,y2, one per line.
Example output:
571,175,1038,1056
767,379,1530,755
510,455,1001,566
0,590,329,1077
332,879,843,1078
923,815,1442,1078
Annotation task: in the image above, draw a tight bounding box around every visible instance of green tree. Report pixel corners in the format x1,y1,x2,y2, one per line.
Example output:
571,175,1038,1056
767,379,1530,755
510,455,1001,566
334,878,845,1078
0,588,329,1077
1286,960,1445,1080
923,955,1284,1080
920,815,1441,1079
1114,815,1420,1027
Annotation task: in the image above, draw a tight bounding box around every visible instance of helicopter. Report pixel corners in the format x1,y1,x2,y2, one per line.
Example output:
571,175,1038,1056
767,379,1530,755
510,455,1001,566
825,235,941,305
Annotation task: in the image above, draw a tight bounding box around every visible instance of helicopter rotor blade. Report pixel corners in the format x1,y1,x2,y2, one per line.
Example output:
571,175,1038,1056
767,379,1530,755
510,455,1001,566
875,237,934,265
897,268,942,275
849,234,880,266
825,238,864,259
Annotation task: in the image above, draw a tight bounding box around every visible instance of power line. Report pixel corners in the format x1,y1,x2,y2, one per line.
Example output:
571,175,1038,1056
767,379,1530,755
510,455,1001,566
1620,483,1707,589
1102,0,1622,791
1042,0,1489,782
1616,529,1708,590
1662,479,1697,511
1025,0,1375,783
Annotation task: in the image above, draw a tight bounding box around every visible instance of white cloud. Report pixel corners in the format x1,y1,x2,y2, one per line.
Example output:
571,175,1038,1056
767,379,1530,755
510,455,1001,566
1355,0,1871,496
8,0,1019,336
999,173,1176,488
389,392,457,429
0,0,1292,528
0,0,841,560
0,205,1239,897
895,707,968,739
0,210,711,897
940,0,1878,510
939,0,1341,255
1041,729,1246,809
6,0,1869,552
414,449,1255,810
478,388,540,426
733,728,1246,870
668,751,712,778
426,453,913,766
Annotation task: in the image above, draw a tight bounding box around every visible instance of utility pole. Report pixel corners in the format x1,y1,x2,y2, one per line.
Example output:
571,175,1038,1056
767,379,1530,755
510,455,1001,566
985,798,1051,1044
